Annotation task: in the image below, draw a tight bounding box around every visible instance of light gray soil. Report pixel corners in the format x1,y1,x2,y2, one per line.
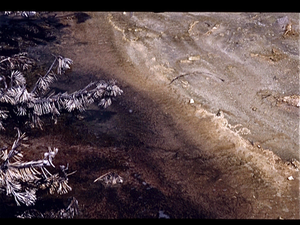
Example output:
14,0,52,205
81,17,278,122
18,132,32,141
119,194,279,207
106,12,299,161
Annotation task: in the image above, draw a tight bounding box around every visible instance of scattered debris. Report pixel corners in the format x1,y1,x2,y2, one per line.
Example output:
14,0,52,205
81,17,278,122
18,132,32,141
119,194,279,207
4,11,37,18
16,209,44,219
290,159,300,170
16,197,79,219
94,172,124,187
204,24,220,36
188,55,201,61
55,197,79,219
215,109,251,135
283,23,293,38
188,21,199,35
250,48,285,63
277,95,300,108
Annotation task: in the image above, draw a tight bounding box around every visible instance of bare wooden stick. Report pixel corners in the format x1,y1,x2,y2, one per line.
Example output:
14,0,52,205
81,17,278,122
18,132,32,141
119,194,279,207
169,71,225,85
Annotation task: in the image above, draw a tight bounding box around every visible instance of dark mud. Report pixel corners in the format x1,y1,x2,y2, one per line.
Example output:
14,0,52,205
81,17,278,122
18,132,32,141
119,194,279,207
0,12,299,219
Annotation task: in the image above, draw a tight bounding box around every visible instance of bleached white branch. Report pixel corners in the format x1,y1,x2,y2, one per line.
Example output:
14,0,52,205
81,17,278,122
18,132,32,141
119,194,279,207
0,53,122,129
0,129,74,206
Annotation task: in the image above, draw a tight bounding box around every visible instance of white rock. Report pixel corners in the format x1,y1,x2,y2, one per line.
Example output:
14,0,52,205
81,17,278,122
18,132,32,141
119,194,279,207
287,176,294,181
189,99,194,104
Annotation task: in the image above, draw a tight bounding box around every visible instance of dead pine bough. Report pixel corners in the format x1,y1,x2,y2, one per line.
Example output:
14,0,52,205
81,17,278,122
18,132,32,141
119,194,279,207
0,52,123,130
0,47,122,214
0,128,74,206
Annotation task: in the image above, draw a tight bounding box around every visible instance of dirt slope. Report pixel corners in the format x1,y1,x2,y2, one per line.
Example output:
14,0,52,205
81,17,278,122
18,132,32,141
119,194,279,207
0,12,298,219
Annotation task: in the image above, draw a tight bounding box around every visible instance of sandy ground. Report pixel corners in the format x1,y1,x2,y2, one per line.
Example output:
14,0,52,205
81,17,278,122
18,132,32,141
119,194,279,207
0,12,299,219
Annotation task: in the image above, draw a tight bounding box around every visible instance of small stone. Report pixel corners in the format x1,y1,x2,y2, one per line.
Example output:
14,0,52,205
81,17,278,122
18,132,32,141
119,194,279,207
158,210,170,219
287,176,294,181
189,99,194,104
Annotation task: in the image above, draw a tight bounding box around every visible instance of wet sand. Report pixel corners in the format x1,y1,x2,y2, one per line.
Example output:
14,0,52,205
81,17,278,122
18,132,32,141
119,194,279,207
0,12,299,218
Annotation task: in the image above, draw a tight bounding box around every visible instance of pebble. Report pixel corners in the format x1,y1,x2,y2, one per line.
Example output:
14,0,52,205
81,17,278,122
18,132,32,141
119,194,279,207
158,210,170,219
287,176,294,181
189,99,194,104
